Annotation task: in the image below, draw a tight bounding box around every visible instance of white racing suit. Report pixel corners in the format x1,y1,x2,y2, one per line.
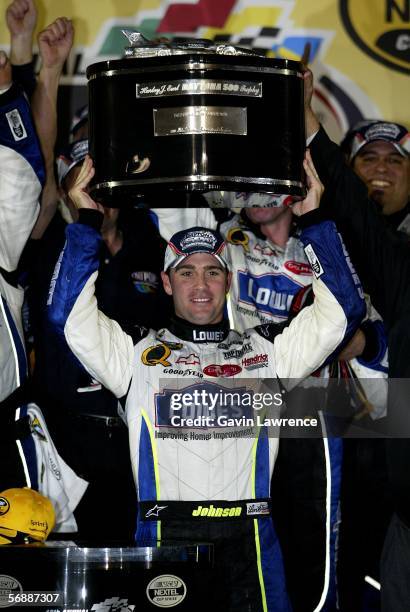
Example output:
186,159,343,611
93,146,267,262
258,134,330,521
0,83,42,403
1,83,44,490
48,207,365,611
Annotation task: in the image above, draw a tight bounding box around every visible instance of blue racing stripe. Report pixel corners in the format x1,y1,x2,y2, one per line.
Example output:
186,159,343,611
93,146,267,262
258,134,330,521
149,210,159,230
356,319,388,373
3,297,27,386
258,518,292,612
135,418,157,544
18,404,38,490
300,222,366,362
255,433,291,611
254,430,270,499
326,437,343,610
47,224,101,339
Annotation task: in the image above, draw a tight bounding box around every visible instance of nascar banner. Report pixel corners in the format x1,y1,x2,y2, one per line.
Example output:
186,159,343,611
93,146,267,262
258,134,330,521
0,0,409,142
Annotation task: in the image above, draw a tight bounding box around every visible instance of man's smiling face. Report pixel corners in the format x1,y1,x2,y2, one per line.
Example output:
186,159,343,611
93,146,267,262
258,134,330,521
161,253,231,325
353,141,410,215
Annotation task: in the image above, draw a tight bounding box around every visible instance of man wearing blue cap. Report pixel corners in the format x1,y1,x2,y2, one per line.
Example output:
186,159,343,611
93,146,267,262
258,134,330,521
47,152,365,611
304,67,410,611
341,120,410,234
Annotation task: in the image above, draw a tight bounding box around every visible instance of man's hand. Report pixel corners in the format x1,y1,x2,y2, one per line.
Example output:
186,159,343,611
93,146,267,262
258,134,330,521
38,17,74,72
68,156,104,214
6,0,37,65
292,149,324,216
0,51,12,90
337,329,366,361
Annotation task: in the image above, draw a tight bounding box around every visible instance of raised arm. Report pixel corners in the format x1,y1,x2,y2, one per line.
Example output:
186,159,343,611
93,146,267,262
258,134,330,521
30,17,74,238
47,157,136,398
6,0,37,97
0,51,44,271
304,71,410,326
6,0,36,65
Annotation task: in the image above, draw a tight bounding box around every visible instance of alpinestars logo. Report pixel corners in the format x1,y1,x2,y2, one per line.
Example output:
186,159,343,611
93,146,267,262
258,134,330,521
145,504,168,518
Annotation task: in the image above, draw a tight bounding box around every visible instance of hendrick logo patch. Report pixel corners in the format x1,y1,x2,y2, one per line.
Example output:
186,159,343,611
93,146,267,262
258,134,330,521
340,0,410,74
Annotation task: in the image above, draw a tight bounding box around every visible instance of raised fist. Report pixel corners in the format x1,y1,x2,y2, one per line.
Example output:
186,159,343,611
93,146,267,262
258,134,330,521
6,0,37,39
38,17,74,71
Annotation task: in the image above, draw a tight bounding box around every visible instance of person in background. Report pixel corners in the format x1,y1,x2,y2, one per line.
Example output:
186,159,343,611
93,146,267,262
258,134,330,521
305,66,410,612
0,49,44,490
0,50,86,533
11,14,171,541
26,143,171,544
341,120,410,235
69,104,89,142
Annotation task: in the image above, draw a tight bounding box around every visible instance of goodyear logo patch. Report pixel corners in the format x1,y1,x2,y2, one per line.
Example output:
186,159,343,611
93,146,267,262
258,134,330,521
340,0,410,74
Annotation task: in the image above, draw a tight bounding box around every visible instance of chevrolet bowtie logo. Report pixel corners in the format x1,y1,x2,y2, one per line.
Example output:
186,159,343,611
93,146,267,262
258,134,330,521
145,504,168,518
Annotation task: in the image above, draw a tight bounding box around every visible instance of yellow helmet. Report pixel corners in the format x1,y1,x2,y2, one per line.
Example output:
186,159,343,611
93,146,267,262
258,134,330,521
0,488,55,545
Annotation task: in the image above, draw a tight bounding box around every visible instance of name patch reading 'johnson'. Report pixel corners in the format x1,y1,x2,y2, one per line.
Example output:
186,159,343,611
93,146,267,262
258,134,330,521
136,79,262,98
154,106,247,136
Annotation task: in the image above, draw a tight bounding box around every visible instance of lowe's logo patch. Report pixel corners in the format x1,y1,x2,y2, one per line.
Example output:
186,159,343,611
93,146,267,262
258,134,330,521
237,271,303,318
